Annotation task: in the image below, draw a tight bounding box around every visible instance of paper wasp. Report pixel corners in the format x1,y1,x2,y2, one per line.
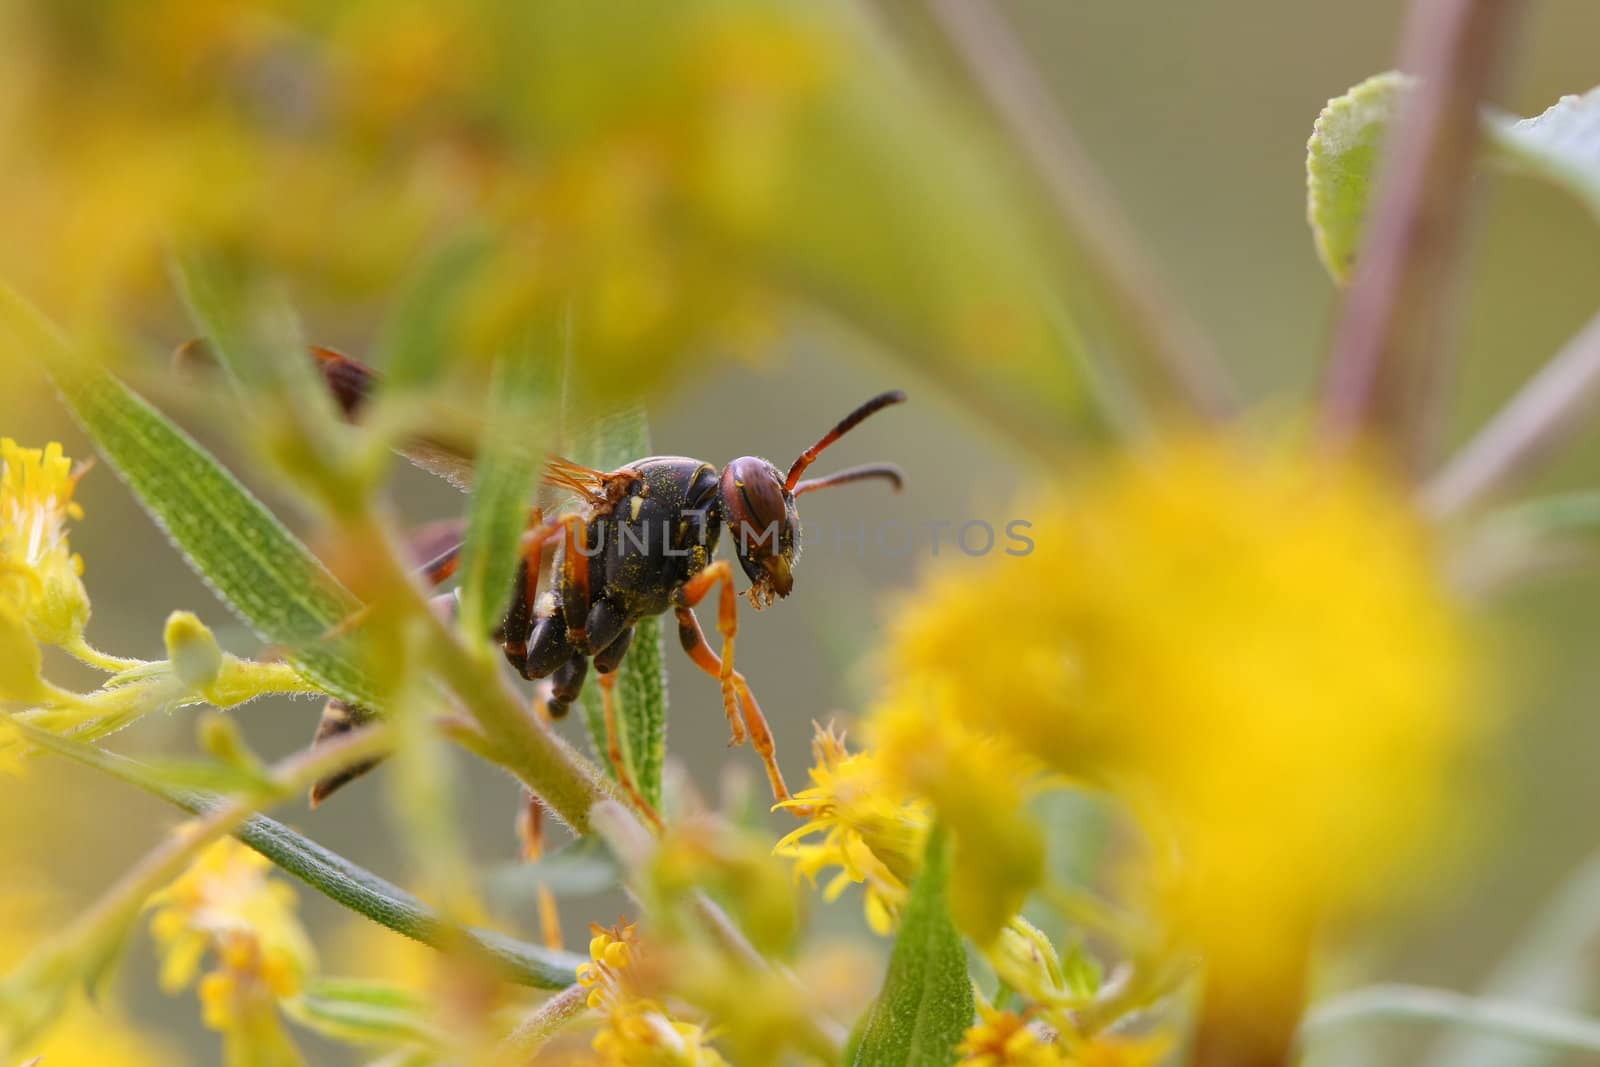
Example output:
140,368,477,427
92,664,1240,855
301,347,906,821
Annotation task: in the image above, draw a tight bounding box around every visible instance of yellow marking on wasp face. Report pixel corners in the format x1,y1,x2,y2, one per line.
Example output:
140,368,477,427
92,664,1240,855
630,495,644,521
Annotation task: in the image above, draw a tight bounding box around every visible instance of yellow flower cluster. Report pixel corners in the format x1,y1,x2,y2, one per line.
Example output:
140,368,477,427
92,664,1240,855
578,921,728,1067
0,893,181,1066
147,838,315,1043
882,434,1477,1006
0,439,90,706
773,725,930,935
957,1007,1065,1067
957,1005,1167,1067
0,2,845,397
0,439,89,646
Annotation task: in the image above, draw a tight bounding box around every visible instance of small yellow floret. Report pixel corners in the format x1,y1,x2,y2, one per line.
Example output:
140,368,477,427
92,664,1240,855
0,439,90,647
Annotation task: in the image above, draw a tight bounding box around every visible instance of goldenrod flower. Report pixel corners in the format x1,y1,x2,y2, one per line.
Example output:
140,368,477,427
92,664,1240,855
1060,1034,1171,1067
578,922,728,1067
886,434,1477,1012
0,892,182,1065
871,696,1047,942
958,1006,1169,1067
773,724,930,935
0,439,90,647
147,838,315,1044
957,1005,1067,1067
0,599,46,707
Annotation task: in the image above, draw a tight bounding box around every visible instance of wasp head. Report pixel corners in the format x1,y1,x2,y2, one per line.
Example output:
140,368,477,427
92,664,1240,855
720,456,799,607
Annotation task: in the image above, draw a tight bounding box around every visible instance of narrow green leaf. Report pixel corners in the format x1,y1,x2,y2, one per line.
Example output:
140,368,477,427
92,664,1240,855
573,408,667,808
1303,983,1600,1058
373,236,490,390
0,285,377,705
83,386,366,700
1420,847,1600,1067
456,352,554,637
286,979,441,1048
172,251,345,434
23,726,585,989
853,827,974,1067
483,837,622,901
1308,77,1600,283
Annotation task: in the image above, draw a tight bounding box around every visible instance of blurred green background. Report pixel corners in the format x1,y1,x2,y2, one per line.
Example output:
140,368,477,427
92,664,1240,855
4,1,1600,1062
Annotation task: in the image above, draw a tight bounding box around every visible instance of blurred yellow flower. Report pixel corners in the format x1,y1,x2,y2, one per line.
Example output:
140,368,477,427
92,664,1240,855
773,724,930,935
958,1006,1066,1067
871,696,1047,942
0,439,89,648
578,921,728,1067
958,1005,1169,1067
147,837,315,1052
0,599,46,707
0,892,183,1066
886,433,1478,1012
1061,1034,1171,1067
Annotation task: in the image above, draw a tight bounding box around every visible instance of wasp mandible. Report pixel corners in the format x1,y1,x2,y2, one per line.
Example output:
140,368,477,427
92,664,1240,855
305,348,906,822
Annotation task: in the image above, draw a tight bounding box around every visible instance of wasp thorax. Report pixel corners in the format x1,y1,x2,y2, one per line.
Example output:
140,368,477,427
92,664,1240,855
720,456,800,606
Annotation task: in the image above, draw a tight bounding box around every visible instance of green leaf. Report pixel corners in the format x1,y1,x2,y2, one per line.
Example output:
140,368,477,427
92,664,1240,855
173,252,312,400
574,408,667,809
285,979,441,1048
0,285,377,705
1303,984,1600,1058
23,725,585,989
456,351,555,636
1306,71,1412,284
1420,846,1600,1067
373,236,490,390
853,827,974,1067
483,836,622,901
1308,77,1600,283
1491,88,1600,221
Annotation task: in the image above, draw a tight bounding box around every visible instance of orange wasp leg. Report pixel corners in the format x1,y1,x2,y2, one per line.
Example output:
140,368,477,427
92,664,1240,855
598,670,664,830
673,596,796,810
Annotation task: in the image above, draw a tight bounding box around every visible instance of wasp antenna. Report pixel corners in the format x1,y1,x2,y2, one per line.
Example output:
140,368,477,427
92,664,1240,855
784,390,907,492
792,462,905,497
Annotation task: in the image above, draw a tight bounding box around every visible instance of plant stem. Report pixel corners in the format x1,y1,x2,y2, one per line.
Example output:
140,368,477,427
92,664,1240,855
1424,311,1600,517
1321,0,1521,466
0,719,393,1046
1301,984,1600,1056
339,511,617,835
24,725,585,988
588,801,848,1060
924,0,1235,423
496,983,590,1060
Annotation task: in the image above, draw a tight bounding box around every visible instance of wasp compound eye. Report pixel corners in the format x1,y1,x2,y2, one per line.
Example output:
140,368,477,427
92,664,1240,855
720,456,798,600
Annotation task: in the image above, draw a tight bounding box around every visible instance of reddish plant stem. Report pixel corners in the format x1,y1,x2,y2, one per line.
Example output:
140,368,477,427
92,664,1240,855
1424,310,1600,518
926,0,1236,423
1321,0,1521,467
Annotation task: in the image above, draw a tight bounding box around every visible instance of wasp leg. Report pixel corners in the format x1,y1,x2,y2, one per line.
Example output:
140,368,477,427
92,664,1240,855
673,601,795,809
592,623,633,675
548,654,588,719
515,791,564,951
560,515,593,652
599,670,664,830
674,606,745,747
308,700,383,808
499,508,548,675
675,560,744,742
